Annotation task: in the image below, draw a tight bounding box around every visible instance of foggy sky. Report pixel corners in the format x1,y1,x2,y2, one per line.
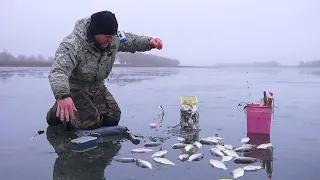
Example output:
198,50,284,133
1,0,319,66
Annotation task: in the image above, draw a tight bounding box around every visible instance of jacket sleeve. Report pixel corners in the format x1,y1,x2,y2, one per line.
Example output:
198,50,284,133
118,32,155,53
48,42,78,100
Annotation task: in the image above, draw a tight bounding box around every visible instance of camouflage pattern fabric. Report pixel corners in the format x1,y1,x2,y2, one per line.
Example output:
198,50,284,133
46,83,121,130
46,16,154,129
49,16,154,100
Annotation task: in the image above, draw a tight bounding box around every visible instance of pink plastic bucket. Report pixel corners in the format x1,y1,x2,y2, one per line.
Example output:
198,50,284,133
246,103,273,134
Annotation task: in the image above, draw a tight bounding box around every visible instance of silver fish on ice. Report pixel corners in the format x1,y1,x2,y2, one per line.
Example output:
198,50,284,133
136,159,152,169
210,147,225,157
221,156,233,162
257,143,273,149
172,143,188,149
193,141,202,149
224,144,234,150
177,137,186,142
232,167,244,178
216,144,226,151
131,148,154,153
234,145,254,152
209,159,227,170
188,153,204,161
184,144,198,153
241,137,250,143
179,154,190,161
158,105,165,120
153,157,175,165
222,149,239,158
151,150,168,157
243,165,263,171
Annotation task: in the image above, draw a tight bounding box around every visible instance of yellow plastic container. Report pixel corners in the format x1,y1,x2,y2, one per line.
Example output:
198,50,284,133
180,95,198,106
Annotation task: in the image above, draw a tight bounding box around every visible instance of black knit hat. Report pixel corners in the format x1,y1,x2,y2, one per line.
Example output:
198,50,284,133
89,10,118,35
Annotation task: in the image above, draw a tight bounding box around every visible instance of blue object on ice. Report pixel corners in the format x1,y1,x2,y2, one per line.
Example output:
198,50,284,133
70,125,140,148
71,136,98,147
74,125,129,137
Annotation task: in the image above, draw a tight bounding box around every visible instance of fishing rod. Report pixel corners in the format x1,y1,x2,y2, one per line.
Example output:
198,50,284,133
246,71,253,104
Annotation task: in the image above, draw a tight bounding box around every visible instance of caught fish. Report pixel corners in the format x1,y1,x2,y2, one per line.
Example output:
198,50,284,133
172,143,188,149
232,167,244,178
222,149,239,158
114,157,137,163
200,137,219,145
256,143,272,149
184,144,197,153
242,144,256,148
151,150,168,157
243,165,263,171
187,117,194,127
216,144,226,151
234,145,254,152
153,157,175,165
144,142,161,147
210,148,225,157
193,141,202,149
131,148,154,153
136,159,152,169
241,137,250,143
188,153,204,161
234,157,258,164
179,154,190,161
208,136,224,140
177,137,185,142
158,105,165,120
209,159,227,170
180,121,189,128
224,144,234,150
221,156,233,162
207,136,222,141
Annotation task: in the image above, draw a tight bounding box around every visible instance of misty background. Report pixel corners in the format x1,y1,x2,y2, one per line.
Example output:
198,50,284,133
0,0,319,66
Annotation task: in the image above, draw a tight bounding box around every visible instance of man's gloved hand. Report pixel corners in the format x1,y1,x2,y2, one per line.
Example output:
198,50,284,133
56,97,77,122
150,38,163,50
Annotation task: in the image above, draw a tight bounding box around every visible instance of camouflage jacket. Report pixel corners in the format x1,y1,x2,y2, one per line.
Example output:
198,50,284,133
48,17,154,100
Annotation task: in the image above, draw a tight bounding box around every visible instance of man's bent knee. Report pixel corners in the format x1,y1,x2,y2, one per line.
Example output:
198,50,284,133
101,110,121,127
70,88,104,130
46,102,62,126
71,110,102,130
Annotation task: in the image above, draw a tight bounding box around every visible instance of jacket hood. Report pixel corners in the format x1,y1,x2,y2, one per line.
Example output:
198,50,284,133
73,17,91,43
71,17,101,52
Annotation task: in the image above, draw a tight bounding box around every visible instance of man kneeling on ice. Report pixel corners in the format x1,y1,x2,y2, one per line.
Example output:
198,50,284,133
46,10,163,130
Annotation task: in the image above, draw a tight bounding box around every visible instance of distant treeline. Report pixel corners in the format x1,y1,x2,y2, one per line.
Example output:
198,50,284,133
117,52,180,66
216,61,282,67
0,49,181,67
0,49,54,67
298,60,320,67
217,60,320,67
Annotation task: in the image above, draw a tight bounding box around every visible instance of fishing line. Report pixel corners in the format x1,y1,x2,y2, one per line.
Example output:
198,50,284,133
271,93,275,120
243,72,279,120
237,102,249,113
246,71,253,104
